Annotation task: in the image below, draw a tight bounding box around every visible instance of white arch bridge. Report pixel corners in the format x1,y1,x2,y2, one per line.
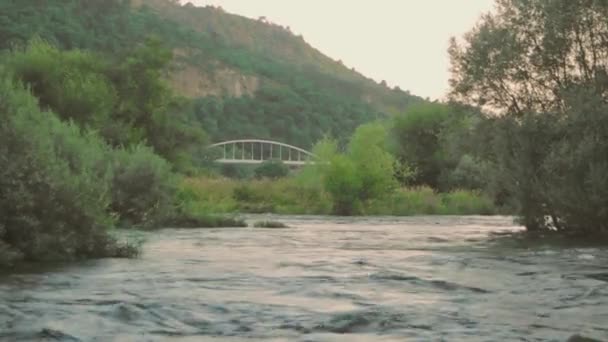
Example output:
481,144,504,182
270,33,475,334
208,139,316,166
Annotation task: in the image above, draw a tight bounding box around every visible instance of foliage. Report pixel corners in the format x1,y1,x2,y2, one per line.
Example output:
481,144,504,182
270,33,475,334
323,154,362,215
450,0,608,234
182,177,333,215
109,145,179,229
365,187,496,216
181,177,496,217
391,103,449,188
5,39,205,170
449,0,608,115
444,154,489,191
254,159,290,179
488,94,608,233
348,122,399,201
0,73,136,266
0,0,425,151
165,213,247,228
253,221,289,228
300,123,399,214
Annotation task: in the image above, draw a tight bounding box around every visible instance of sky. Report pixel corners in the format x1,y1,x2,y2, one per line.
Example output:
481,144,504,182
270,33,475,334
187,1,495,100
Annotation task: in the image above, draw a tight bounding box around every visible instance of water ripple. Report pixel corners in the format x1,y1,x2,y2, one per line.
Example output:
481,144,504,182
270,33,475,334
1,215,607,341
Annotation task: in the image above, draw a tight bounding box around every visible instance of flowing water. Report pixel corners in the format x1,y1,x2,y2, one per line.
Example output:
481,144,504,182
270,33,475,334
1,216,607,341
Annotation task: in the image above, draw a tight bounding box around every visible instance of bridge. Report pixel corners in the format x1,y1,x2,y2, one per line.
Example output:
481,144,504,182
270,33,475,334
208,139,316,166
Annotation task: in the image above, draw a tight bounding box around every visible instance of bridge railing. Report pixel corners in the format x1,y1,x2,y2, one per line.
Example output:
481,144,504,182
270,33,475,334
208,139,316,165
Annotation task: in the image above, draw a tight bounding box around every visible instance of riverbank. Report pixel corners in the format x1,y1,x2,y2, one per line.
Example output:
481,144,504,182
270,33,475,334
180,177,499,216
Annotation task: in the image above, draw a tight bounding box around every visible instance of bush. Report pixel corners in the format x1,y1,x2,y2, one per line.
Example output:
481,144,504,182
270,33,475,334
443,154,488,191
109,145,180,229
0,74,133,266
364,186,495,216
440,190,495,215
253,221,289,228
391,103,448,188
254,159,289,179
304,123,397,215
490,91,608,234
166,214,247,228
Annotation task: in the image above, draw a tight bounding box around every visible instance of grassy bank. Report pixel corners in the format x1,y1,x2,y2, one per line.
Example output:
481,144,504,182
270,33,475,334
181,176,498,216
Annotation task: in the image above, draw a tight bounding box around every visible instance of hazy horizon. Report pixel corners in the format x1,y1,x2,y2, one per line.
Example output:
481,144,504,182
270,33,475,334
186,0,495,100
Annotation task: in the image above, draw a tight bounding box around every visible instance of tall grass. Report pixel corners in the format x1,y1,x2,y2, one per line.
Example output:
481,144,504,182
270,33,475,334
181,176,333,215
182,177,497,216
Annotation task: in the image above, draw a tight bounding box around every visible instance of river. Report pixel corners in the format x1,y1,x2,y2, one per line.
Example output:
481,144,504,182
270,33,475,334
1,216,607,341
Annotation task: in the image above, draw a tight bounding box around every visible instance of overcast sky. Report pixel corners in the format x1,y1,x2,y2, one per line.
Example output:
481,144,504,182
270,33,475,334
186,1,495,100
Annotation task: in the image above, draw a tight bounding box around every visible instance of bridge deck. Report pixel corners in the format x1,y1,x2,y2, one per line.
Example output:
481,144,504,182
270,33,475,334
209,139,316,166
216,159,312,166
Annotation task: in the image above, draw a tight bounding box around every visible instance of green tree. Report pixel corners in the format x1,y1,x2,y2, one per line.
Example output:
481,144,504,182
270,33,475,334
348,122,398,201
391,103,448,188
6,39,117,128
449,0,608,115
304,124,398,215
0,72,131,265
450,0,608,234
323,154,361,215
6,39,205,171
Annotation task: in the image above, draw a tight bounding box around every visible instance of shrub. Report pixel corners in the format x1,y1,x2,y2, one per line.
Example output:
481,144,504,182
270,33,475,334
443,154,488,190
253,221,289,228
364,186,495,216
166,214,247,228
391,103,449,188
0,74,132,265
254,159,289,179
440,190,496,215
324,155,362,215
109,145,179,229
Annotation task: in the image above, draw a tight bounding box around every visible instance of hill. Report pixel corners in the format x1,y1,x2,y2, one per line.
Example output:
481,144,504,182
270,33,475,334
0,0,425,148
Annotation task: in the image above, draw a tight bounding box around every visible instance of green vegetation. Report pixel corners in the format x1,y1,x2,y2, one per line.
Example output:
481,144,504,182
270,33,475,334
0,0,423,150
181,176,496,216
2,0,607,268
0,73,137,266
181,115,496,217
449,0,608,235
254,159,290,179
0,37,230,267
253,221,290,229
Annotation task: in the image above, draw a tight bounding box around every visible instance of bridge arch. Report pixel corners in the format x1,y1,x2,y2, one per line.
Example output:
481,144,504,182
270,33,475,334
208,139,316,166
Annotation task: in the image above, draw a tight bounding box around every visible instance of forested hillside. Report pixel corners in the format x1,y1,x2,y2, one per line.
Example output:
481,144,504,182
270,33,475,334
0,0,424,148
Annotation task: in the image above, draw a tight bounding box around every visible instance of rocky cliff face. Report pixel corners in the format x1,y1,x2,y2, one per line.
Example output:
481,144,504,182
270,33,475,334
136,0,423,110
170,62,259,98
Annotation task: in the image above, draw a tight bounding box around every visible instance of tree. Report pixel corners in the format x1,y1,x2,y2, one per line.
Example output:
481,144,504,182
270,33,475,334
303,124,398,215
449,0,608,115
391,103,448,188
348,122,397,201
7,38,205,171
449,0,608,234
0,72,130,265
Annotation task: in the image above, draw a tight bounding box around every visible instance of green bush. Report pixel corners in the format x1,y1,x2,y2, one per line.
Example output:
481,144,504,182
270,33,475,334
324,154,362,215
254,159,289,179
253,221,289,228
303,123,397,215
364,187,495,216
443,154,488,191
490,92,608,234
391,103,448,188
109,145,179,229
166,214,247,228
440,190,495,215
0,74,134,266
